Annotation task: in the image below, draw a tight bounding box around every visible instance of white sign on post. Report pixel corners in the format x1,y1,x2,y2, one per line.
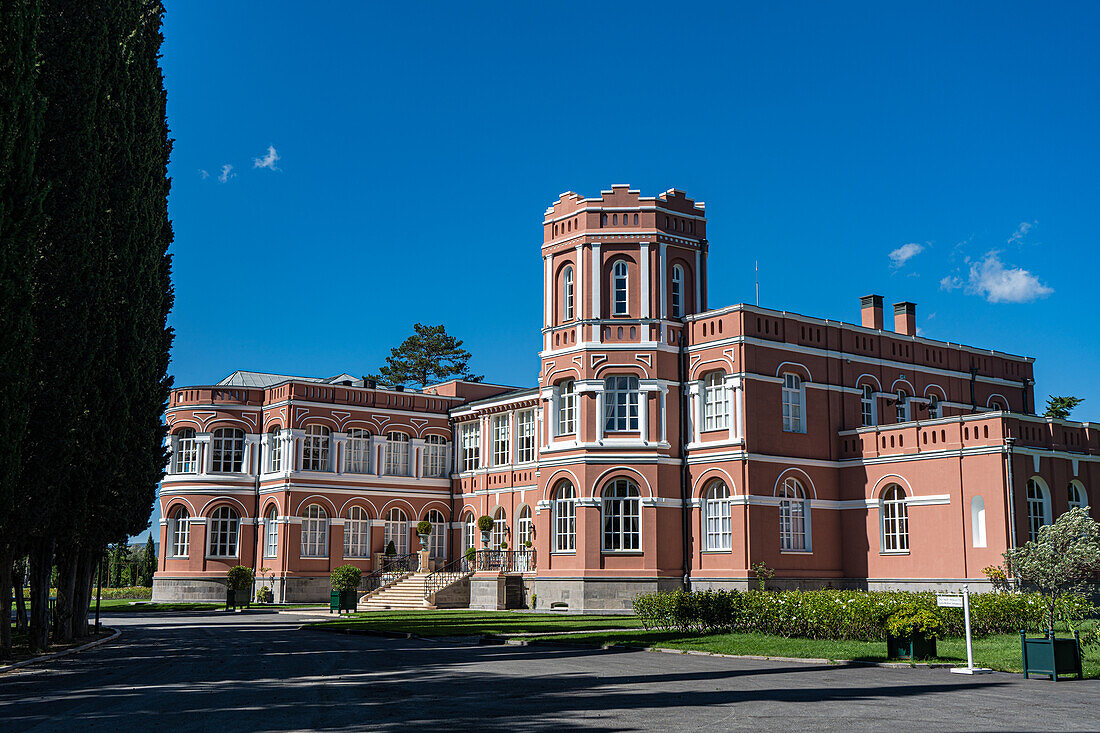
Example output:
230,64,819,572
944,585,993,675
937,595,963,608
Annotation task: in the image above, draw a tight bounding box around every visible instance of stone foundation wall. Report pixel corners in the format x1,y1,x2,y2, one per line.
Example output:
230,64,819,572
152,576,227,602
531,577,681,613
431,577,471,609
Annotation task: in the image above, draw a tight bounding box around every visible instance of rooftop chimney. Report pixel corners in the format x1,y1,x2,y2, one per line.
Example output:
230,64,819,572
860,294,884,330
894,301,916,336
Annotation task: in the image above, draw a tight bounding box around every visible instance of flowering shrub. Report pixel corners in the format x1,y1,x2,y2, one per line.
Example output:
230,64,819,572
885,604,946,639
632,589,1080,640
98,586,153,600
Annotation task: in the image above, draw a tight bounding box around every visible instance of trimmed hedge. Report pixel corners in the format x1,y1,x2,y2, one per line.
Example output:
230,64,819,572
632,589,1089,640
99,586,153,600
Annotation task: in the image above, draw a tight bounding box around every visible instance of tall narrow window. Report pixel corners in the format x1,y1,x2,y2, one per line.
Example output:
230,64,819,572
563,266,574,320
895,390,909,422
346,428,371,473
207,506,240,557
169,507,190,558
173,429,197,474
384,508,408,555
553,481,576,552
612,260,628,315
557,380,576,435
671,265,684,318
604,375,640,432
516,410,535,463
971,496,986,548
779,477,810,551
426,509,447,559
424,435,448,477
860,386,876,427
463,512,477,554
881,485,909,552
460,422,480,471
301,505,328,557
211,428,245,473
344,506,370,557
1068,482,1087,511
492,415,511,466
703,372,728,431
927,394,940,419
1027,478,1051,542
703,481,731,551
491,507,508,550
602,478,640,551
302,424,331,471
781,374,803,433
268,426,283,473
517,505,534,548
264,505,278,557
384,432,409,476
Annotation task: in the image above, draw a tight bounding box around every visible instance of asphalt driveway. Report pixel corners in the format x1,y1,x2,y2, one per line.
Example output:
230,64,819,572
2,611,1098,731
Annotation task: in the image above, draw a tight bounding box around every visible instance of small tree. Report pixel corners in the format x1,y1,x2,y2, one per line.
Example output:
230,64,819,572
416,520,432,536
370,323,482,389
750,560,775,592
1004,507,1100,635
385,540,397,556
1043,396,1084,420
477,515,494,532
226,565,254,591
330,565,362,592
141,536,157,587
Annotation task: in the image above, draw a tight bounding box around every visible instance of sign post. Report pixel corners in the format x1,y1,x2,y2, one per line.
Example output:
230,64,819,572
940,585,992,675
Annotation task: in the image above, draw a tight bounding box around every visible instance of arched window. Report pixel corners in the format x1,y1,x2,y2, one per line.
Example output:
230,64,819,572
703,371,728,431
169,506,190,558
781,373,804,433
302,425,330,471
860,385,876,427
557,379,576,435
671,265,684,318
207,506,240,557
346,428,372,474
491,506,508,550
267,426,283,473
612,260,628,315
971,495,986,548
895,389,909,422
604,375,640,432
384,508,408,555
424,434,448,477
517,505,534,549
1026,478,1051,541
779,477,810,551
602,478,640,551
173,429,198,474
1068,482,1087,512
703,481,731,551
384,432,409,476
563,266,574,320
553,481,576,552
426,509,447,559
301,504,328,557
211,428,245,473
881,485,909,552
463,512,477,554
928,394,940,419
344,506,370,557
264,505,278,558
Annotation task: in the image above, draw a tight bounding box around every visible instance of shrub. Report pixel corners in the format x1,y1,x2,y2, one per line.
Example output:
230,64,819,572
885,603,946,639
331,565,363,592
226,565,253,591
750,561,774,591
477,515,494,532
500,540,508,550
385,540,397,556
524,540,532,548
98,586,152,600
256,586,273,603
416,520,432,535
464,546,477,562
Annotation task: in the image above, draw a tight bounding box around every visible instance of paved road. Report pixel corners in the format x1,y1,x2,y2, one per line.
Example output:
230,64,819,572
2,611,1099,731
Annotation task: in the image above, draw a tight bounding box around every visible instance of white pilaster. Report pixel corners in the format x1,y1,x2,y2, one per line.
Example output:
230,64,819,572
638,388,650,443
591,242,601,320
659,242,668,320
640,241,651,319
332,432,347,474
575,243,584,320
197,432,212,475
694,249,702,313
595,387,606,441
543,253,552,327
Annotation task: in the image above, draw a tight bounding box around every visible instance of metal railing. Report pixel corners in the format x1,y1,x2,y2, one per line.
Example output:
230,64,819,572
423,556,475,600
474,549,536,573
363,553,418,594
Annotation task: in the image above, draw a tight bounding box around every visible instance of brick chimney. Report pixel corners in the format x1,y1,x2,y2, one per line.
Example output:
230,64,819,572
894,301,916,336
860,294,884,330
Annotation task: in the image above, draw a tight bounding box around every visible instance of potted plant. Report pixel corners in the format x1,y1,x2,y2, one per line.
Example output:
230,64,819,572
1005,507,1100,680
477,515,494,547
416,520,432,551
500,540,508,550
885,604,944,660
256,566,275,603
225,565,253,610
464,545,477,570
524,540,532,549
330,564,363,614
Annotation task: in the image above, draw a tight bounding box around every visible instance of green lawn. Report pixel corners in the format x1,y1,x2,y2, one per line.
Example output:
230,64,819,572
90,599,326,612
315,609,644,636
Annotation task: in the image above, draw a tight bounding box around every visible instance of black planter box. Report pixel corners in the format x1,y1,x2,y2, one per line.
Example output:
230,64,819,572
225,588,250,610
1021,632,1083,681
330,589,359,614
886,632,937,660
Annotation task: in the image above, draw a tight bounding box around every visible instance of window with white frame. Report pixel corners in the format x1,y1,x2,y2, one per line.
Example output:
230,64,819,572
460,422,480,471
602,478,641,551
881,484,909,552
345,428,371,473
517,410,535,463
563,265,574,320
612,260,628,315
781,374,803,433
971,495,986,548
895,389,909,422
779,477,809,552
672,264,684,318
860,385,876,427
927,394,940,419
264,505,278,558
169,506,190,557
384,508,408,555
491,415,511,466
491,507,508,549
425,509,446,559
173,429,198,473
1027,478,1051,542
703,372,728,431
207,505,239,557
344,505,370,557
384,432,409,476
554,481,576,552
463,512,477,554
268,426,283,473
302,424,330,471
517,505,533,548
424,435,448,477
1068,482,1087,512
703,481,731,551
301,504,329,557
604,375,640,432
557,380,576,435
211,427,245,473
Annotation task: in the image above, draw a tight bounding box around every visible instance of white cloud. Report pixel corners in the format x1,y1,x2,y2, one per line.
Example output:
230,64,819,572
889,242,924,269
217,164,235,184
966,251,1052,303
253,145,280,171
199,169,209,180
1008,221,1035,246
940,275,963,291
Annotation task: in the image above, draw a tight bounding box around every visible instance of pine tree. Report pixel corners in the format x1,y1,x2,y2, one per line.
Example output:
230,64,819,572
141,536,156,587
371,323,482,389
1043,396,1084,421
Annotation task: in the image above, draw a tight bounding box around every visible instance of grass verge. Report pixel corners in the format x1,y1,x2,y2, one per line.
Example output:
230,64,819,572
315,609,643,637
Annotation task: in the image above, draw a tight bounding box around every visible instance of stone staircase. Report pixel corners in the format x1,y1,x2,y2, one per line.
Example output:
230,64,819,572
358,572,432,611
